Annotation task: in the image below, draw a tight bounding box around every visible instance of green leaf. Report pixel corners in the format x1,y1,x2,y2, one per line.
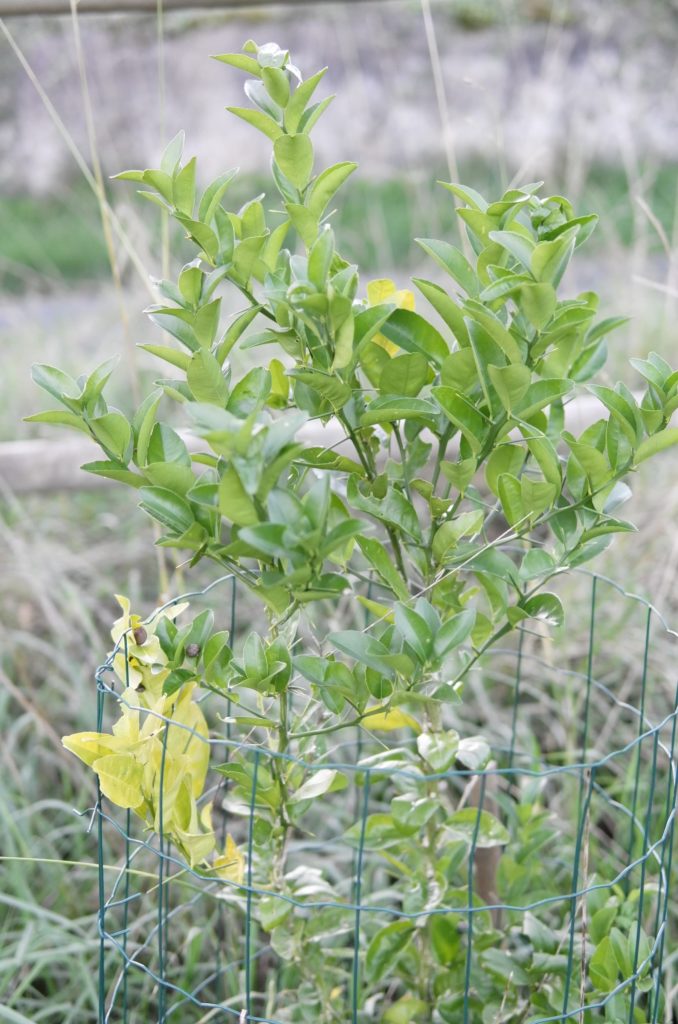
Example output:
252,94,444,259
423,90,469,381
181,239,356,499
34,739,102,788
90,411,132,462
175,215,220,262
394,604,432,663
383,998,429,1024
357,536,409,601
187,350,229,405
243,632,268,679
417,730,460,772
432,511,484,563
328,631,407,678
413,277,469,346
531,228,577,285
284,202,319,247
291,768,346,803
589,384,641,445
360,397,438,427
634,427,678,465
440,458,476,494
433,387,489,454
416,238,478,296
519,282,557,329
440,180,488,211
521,592,564,627
379,352,430,397
227,366,271,417
297,446,366,477
433,609,476,658
514,378,574,418
226,106,283,141
298,95,335,134
519,548,556,582
146,423,190,466
379,309,448,366
160,130,185,175
307,226,334,288
455,735,491,771
24,409,88,434
589,906,617,946
261,66,290,107
391,793,438,830
285,67,327,133
173,156,196,215
430,915,461,966
306,161,357,218
289,369,351,410
564,434,610,490
365,921,415,983
198,170,238,225
488,363,531,412
138,486,194,534
211,52,261,76
447,809,509,848
589,936,619,993
81,461,145,488
219,467,259,525
258,896,291,932
273,133,314,189
497,473,525,527
462,300,523,363
31,363,80,407
485,444,525,496
488,230,535,271
347,477,422,542
140,344,192,372
521,476,556,521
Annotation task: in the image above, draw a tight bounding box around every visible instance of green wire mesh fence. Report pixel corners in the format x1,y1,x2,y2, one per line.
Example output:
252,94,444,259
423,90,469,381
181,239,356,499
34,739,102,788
90,571,678,1024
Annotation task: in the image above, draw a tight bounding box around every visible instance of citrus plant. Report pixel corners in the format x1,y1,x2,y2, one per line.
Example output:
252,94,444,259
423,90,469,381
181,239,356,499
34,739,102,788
31,39,678,1023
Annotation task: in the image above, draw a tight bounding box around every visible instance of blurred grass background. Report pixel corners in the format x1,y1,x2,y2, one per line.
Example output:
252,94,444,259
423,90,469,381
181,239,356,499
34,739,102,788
2,0,678,1019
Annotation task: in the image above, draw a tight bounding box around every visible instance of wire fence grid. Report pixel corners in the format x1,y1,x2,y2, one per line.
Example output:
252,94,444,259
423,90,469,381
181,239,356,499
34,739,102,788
89,572,678,1024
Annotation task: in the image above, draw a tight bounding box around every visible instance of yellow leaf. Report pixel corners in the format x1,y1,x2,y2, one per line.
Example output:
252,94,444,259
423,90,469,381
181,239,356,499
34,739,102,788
213,833,245,885
366,278,415,355
112,706,140,748
62,731,119,767
111,594,187,687
367,278,398,306
362,706,421,734
153,770,192,834
168,685,211,798
174,824,216,867
93,753,145,809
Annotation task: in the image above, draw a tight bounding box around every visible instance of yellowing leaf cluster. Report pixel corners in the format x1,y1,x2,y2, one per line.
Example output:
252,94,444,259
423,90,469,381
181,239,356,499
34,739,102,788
64,596,244,877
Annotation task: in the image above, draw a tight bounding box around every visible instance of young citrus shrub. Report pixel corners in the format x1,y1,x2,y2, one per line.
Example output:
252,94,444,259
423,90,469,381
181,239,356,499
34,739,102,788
32,39,678,1024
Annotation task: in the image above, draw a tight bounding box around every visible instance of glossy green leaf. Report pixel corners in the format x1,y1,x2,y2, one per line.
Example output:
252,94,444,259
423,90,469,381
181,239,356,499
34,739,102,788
488,363,531,412
432,608,476,658
379,309,448,366
433,387,489,454
357,536,409,601
306,161,357,218
416,238,478,296
273,133,314,189
394,604,432,662
138,486,194,534
634,427,678,465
